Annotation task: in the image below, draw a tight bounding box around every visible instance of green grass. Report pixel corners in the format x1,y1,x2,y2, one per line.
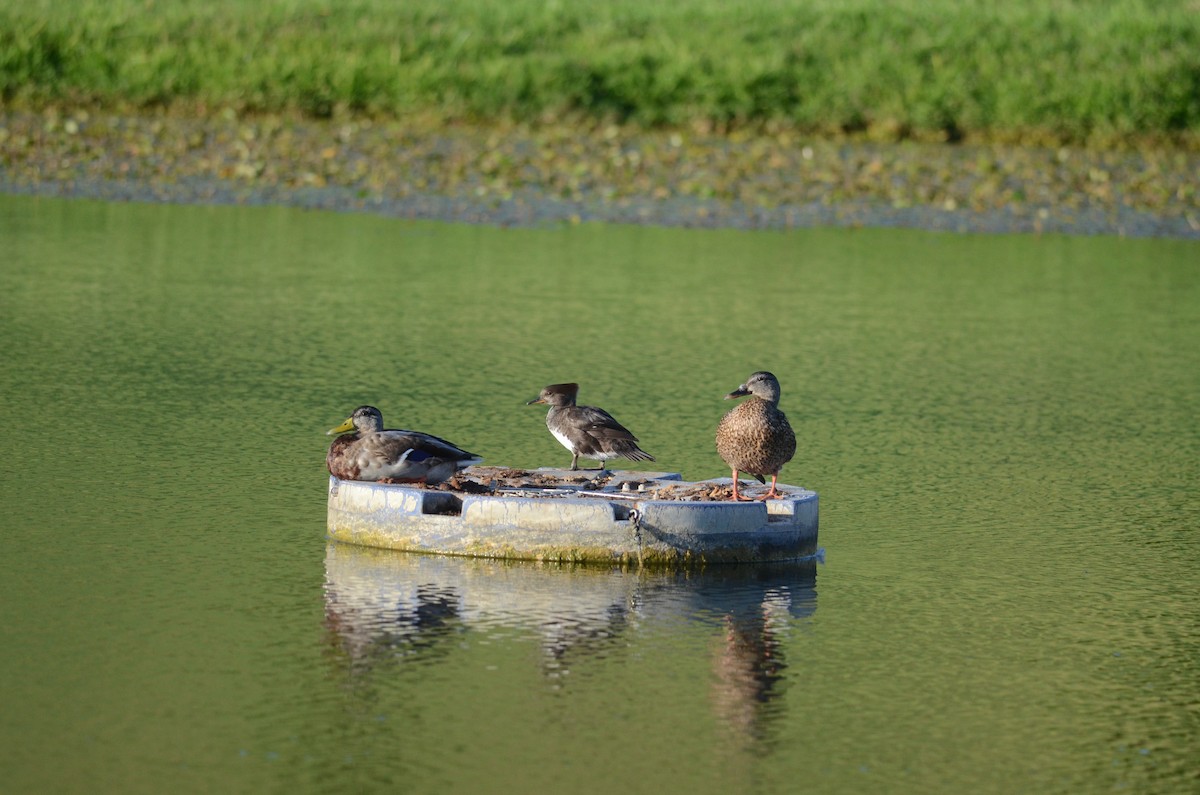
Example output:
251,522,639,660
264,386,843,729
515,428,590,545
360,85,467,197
2,0,1198,145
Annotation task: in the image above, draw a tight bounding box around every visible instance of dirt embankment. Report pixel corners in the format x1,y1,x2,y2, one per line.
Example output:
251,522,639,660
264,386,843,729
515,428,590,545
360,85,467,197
2,107,1197,238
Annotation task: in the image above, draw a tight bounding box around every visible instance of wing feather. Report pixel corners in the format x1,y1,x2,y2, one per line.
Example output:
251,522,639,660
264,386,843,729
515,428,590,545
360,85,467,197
375,429,480,463
574,406,640,442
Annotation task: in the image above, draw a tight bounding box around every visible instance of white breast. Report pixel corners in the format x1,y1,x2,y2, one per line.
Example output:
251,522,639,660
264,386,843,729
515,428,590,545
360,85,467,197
550,427,575,452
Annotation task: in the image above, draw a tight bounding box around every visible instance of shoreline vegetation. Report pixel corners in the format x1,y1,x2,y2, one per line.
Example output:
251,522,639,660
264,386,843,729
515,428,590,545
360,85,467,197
2,1,1198,236
4,0,1198,148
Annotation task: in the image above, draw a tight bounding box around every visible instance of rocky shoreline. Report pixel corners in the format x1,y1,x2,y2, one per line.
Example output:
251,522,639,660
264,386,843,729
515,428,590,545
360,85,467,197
3,108,1197,238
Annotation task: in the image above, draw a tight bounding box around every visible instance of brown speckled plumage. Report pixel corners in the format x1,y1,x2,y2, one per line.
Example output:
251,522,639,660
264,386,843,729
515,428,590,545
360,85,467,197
326,431,362,480
715,371,796,500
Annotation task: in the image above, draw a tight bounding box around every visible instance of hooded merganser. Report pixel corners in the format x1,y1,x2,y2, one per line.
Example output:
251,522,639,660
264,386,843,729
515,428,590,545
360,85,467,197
527,383,655,471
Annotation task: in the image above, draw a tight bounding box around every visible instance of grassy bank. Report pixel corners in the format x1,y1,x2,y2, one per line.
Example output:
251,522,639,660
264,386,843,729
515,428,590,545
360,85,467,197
2,0,1199,146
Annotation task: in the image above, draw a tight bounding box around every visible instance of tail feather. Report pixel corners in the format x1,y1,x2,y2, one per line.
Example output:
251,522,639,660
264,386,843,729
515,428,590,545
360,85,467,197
621,447,655,463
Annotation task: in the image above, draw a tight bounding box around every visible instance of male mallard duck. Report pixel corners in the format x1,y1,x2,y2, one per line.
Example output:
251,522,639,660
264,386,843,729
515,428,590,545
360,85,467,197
527,383,655,471
326,405,482,485
715,371,796,501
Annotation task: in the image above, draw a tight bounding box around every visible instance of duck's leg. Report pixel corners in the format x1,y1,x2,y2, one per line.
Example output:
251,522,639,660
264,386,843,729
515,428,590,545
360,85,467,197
755,474,783,500
730,470,752,501
570,452,580,471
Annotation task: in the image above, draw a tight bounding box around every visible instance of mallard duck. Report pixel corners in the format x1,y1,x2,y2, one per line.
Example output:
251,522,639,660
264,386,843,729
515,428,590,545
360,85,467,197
326,405,482,485
715,371,796,501
527,383,655,471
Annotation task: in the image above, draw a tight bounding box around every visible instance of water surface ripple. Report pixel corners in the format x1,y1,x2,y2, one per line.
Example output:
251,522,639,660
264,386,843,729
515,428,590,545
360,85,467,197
0,195,1197,794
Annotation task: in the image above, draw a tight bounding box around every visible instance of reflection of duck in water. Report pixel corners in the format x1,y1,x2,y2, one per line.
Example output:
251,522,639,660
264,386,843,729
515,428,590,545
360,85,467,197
321,545,641,675
711,594,791,749
540,602,633,681
326,405,481,485
321,542,816,730
716,371,796,501
324,578,464,666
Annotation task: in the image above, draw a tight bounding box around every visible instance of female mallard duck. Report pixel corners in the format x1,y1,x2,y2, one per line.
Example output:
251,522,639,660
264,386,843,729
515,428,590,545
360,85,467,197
715,371,796,501
527,383,655,471
326,405,482,485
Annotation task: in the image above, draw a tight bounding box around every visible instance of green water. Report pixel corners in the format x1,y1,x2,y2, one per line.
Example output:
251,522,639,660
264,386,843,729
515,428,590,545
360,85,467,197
1,194,1198,794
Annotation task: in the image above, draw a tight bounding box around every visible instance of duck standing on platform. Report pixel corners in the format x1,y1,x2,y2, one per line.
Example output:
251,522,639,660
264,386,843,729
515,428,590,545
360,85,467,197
527,383,655,471
326,405,482,485
715,371,796,501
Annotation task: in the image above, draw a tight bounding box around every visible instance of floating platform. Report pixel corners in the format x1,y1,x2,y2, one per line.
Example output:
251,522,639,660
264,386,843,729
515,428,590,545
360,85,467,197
326,467,818,565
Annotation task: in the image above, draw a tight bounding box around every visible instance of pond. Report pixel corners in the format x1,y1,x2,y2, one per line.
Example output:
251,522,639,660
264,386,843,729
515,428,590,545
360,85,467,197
1,193,1197,793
